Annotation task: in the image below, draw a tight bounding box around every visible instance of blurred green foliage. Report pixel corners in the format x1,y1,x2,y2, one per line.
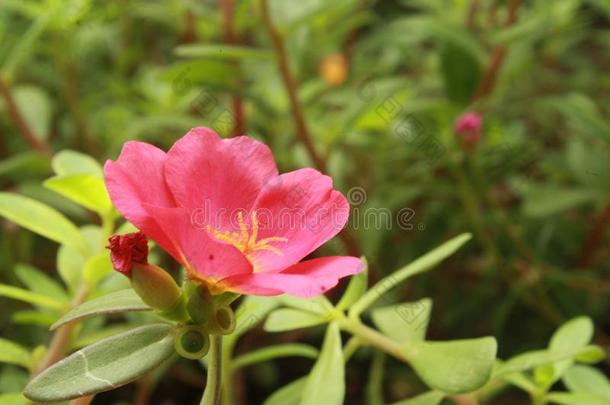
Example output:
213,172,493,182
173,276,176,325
1,0,610,404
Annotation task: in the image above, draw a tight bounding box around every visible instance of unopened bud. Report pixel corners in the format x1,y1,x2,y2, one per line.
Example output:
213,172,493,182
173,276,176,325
454,112,482,151
187,285,214,325
107,232,183,313
131,263,183,312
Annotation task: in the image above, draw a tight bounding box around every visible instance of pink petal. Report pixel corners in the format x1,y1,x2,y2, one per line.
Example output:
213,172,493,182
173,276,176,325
104,141,180,259
141,204,253,282
164,127,278,231
219,256,363,297
248,168,350,273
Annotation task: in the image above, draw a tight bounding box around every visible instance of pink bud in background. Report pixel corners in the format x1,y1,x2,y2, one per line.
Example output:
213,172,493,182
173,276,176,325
454,112,482,150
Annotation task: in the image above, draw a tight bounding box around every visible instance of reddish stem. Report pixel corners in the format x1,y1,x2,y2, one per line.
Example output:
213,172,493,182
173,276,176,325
577,204,610,268
472,0,522,101
221,0,246,137
0,78,50,154
259,0,327,172
466,0,480,30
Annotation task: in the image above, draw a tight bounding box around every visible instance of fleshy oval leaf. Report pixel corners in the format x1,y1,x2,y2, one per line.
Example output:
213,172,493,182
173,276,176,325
51,289,151,331
24,324,174,402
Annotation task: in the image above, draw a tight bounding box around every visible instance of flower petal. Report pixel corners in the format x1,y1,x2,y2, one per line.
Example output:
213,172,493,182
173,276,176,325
141,204,253,282
219,256,363,297
104,141,179,258
248,168,350,273
164,127,278,231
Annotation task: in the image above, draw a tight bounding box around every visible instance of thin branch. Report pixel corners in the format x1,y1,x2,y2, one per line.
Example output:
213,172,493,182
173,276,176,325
33,285,89,375
68,395,95,405
259,0,363,260
472,0,522,101
0,77,50,154
259,0,327,172
220,0,246,137
466,0,480,30
577,204,610,268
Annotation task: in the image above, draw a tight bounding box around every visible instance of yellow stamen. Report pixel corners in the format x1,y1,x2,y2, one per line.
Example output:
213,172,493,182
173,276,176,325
206,211,287,271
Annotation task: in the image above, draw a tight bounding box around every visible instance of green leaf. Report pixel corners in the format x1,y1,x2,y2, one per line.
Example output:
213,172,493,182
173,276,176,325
336,257,368,311
502,371,538,393
563,365,610,401
550,317,593,352
13,85,52,140
51,289,150,331
544,316,594,384
389,391,444,405
574,345,606,363
0,192,89,255
522,187,600,217
545,392,609,405
160,60,240,91
0,151,49,179
264,377,307,405
175,44,272,60
14,263,69,303
0,338,32,369
350,234,471,317
83,253,113,287
300,323,344,405
12,310,57,327
57,244,84,292
230,296,282,339
494,345,603,378
24,324,175,402
1,13,50,82
73,325,135,350
440,42,480,104
566,139,610,190
232,344,318,369
0,284,66,311
52,150,103,176
371,298,432,342
44,174,112,215
404,337,497,394
264,308,327,332
279,294,334,316
545,93,610,141
0,393,29,405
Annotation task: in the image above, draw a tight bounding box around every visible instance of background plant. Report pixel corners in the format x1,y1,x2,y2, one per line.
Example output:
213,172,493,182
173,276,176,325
0,0,609,404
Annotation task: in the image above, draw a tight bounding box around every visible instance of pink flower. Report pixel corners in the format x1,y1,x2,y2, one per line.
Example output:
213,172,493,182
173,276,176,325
454,112,482,150
104,127,363,298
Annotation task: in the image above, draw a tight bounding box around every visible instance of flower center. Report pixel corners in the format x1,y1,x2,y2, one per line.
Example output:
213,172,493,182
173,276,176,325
207,211,287,270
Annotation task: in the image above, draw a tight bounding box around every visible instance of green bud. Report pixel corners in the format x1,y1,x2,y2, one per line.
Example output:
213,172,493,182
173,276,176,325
187,285,214,325
174,325,210,360
207,305,236,335
130,263,182,312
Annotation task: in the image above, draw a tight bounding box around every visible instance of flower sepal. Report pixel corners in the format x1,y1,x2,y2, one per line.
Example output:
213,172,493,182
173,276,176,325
155,292,189,323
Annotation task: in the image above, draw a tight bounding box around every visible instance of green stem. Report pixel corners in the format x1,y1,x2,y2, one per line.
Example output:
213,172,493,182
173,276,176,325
221,337,234,405
452,161,499,262
339,318,406,362
201,335,223,405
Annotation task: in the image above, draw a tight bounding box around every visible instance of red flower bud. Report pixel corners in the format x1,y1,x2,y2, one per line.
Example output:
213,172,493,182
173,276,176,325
107,232,148,276
454,112,482,150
